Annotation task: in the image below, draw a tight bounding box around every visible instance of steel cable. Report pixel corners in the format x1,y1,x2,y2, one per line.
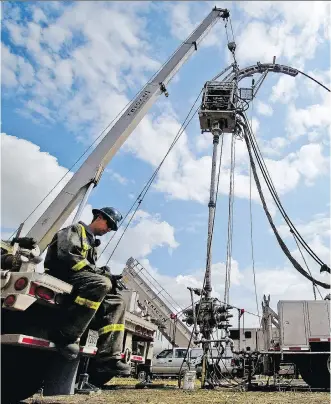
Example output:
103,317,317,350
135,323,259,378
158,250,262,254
290,231,323,300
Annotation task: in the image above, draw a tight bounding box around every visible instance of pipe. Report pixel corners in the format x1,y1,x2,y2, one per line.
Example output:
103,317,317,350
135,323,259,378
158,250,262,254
189,288,198,340
204,132,220,296
238,309,241,352
259,351,330,355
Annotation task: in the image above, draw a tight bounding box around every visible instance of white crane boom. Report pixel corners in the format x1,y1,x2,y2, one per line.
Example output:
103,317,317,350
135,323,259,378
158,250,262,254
26,7,230,252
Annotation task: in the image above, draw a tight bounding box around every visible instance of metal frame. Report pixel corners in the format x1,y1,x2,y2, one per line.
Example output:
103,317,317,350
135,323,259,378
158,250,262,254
122,257,192,347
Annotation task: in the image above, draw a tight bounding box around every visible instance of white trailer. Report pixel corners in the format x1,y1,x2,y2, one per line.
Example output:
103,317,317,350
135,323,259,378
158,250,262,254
278,300,330,350
232,296,330,388
229,327,279,353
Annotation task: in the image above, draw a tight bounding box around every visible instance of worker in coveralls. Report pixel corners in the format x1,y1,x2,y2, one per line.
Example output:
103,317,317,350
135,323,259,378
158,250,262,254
44,207,130,377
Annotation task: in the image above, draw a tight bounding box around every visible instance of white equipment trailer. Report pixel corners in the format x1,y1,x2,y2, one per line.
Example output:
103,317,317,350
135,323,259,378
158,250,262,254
230,296,330,388
1,7,231,403
270,299,330,388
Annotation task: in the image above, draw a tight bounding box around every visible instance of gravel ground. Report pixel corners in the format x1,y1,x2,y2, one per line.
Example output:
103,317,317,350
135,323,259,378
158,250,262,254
25,378,330,404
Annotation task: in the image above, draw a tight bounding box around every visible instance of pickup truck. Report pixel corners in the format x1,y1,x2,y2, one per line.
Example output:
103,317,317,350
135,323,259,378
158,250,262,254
151,347,234,378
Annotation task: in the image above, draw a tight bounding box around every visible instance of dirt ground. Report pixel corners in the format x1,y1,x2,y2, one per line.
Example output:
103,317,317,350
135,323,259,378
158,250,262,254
25,378,330,404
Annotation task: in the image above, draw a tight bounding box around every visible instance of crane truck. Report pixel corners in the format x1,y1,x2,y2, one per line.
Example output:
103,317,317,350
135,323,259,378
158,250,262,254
0,7,231,403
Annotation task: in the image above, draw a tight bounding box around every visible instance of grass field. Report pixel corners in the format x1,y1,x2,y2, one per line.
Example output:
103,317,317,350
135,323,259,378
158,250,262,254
26,378,330,404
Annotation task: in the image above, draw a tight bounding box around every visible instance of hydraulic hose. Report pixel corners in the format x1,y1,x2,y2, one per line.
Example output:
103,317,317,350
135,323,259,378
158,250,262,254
242,125,330,289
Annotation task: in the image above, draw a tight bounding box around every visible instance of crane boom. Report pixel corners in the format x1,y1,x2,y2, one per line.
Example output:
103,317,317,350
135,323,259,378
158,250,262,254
26,7,229,253
122,257,192,347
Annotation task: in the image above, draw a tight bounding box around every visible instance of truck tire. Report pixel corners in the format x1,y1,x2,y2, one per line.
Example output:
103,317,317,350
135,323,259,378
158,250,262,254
1,345,46,403
297,354,330,389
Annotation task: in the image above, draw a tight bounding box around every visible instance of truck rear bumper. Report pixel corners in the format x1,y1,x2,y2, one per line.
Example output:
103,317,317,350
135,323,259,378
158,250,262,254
1,333,98,356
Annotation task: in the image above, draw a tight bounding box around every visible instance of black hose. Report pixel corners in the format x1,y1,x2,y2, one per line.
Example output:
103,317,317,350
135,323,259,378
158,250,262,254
243,126,330,289
241,111,325,267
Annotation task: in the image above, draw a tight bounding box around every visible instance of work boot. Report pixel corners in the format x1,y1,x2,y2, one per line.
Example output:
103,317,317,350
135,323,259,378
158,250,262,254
94,359,131,377
49,330,80,361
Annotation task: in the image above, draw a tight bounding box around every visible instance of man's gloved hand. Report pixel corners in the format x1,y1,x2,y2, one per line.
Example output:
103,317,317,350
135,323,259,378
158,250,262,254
98,266,123,293
109,274,124,293
99,265,112,278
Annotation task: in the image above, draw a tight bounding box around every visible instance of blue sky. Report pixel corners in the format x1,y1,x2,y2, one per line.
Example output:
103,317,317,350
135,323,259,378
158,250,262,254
1,1,330,327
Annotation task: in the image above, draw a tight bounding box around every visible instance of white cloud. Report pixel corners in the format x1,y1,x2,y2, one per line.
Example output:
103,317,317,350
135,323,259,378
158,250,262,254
251,117,260,134
270,75,298,104
195,132,212,153
106,169,129,186
278,213,330,241
98,210,179,272
32,8,47,23
263,142,329,193
260,137,289,157
1,43,35,87
292,143,329,185
129,257,242,312
167,2,195,42
277,212,330,267
236,1,330,66
2,2,161,136
236,21,283,65
286,91,331,140
251,267,318,304
256,100,273,117
1,133,179,282
164,2,227,48
0,133,72,233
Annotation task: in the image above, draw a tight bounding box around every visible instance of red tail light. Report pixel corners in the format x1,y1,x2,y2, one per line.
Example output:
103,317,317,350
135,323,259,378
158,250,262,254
29,282,37,296
22,337,51,347
14,277,29,291
36,286,55,301
4,294,16,306
231,359,235,366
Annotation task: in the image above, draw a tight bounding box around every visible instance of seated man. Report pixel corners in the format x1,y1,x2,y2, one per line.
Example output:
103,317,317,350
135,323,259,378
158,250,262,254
44,207,130,377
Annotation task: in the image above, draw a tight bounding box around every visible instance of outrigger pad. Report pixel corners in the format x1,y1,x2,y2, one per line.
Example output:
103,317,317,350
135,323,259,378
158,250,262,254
75,373,101,395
